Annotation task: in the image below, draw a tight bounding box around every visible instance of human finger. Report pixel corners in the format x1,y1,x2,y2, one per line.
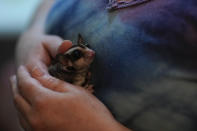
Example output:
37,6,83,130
25,44,51,68
57,40,73,54
26,37,73,75
42,35,72,57
30,65,72,92
27,59,48,77
17,66,51,103
10,75,32,118
27,57,70,92
18,112,31,131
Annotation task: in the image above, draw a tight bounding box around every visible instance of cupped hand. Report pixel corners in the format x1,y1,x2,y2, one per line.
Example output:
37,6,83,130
12,31,131,131
10,66,130,131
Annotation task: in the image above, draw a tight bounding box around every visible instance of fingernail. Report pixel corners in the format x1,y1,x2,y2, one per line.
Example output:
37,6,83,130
58,40,73,54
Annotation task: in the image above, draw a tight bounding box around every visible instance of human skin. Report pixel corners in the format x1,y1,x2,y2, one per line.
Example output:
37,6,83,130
10,66,130,131
46,0,197,130
11,0,131,130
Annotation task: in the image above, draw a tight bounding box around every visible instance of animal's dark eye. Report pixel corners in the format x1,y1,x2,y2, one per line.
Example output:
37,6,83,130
71,50,82,61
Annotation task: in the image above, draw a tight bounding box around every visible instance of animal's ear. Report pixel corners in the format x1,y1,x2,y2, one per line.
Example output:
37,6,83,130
77,33,85,45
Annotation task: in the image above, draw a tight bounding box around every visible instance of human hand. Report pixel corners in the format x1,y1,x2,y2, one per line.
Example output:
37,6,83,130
16,30,73,72
14,29,131,131
10,66,130,131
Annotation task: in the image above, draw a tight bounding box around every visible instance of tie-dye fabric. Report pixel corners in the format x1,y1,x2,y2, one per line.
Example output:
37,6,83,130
45,0,197,130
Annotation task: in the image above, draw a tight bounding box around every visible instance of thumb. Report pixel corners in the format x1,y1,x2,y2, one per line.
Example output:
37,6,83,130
42,35,72,58
57,40,73,54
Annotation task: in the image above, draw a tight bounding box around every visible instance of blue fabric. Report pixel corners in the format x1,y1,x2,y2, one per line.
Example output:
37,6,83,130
46,0,197,130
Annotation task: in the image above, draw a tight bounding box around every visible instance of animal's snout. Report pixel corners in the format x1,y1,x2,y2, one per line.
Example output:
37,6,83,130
87,50,95,59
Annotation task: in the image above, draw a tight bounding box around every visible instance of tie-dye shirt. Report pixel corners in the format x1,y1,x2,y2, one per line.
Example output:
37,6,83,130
46,0,197,130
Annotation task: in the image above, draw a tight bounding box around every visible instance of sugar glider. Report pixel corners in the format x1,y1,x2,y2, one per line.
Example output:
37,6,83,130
48,34,95,92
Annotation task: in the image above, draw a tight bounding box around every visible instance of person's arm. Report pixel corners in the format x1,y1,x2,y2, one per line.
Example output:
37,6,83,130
15,0,57,67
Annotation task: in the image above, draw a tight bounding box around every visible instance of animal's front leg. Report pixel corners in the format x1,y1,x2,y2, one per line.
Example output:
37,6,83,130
84,72,94,93
86,84,94,93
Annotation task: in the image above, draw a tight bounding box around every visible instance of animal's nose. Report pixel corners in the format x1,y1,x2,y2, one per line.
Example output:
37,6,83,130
90,51,95,56
87,50,95,58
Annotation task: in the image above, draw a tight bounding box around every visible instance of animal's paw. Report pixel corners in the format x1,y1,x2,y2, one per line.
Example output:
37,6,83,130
87,72,91,79
86,85,94,93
